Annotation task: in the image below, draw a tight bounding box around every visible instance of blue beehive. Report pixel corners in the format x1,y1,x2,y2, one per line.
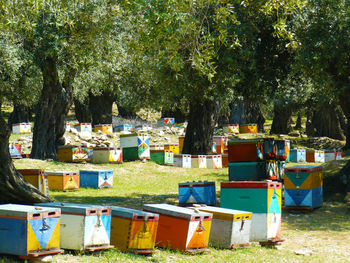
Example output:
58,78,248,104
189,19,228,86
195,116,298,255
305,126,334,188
289,149,306,163
113,124,133,132
178,181,216,205
79,169,113,188
0,204,62,258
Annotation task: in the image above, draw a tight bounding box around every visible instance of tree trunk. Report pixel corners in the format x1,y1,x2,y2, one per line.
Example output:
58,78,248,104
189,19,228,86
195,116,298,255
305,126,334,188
182,100,219,154
294,112,302,129
229,98,265,132
339,89,350,149
270,102,292,134
89,90,117,126
8,104,32,128
31,56,65,159
307,104,345,140
74,98,92,123
117,105,139,119
0,113,50,204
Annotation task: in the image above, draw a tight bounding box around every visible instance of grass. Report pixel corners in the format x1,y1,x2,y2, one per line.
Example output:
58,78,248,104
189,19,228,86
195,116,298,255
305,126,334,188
1,159,348,262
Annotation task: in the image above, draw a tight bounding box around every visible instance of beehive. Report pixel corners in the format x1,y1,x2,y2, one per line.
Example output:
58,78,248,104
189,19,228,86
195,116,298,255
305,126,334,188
0,204,62,258
223,124,239,134
57,145,89,163
12,123,31,134
110,206,159,254
178,181,216,206
120,133,150,161
306,150,325,163
228,139,264,163
276,161,286,181
324,150,335,162
335,150,343,160
45,171,79,191
213,136,227,154
35,203,113,251
164,144,179,154
9,141,22,158
150,150,174,165
189,206,252,248
143,204,212,253
157,117,175,127
79,170,113,188
174,154,192,168
228,161,277,181
92,147,123,164
206,155,222,169
289,149,306,163
220,181,282,242
275,139,290,161
73,123,92,137
239,124,258,134
94,124,113,133
263,138,276,160
222,154,228,168
135,124,152,131
191,155,207,168
114,124,133,132
179,136,185,154
284,165,323,209
18,169,49,196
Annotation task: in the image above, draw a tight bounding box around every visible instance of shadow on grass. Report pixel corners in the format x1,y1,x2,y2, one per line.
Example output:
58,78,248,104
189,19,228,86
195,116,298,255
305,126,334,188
283,202,350,232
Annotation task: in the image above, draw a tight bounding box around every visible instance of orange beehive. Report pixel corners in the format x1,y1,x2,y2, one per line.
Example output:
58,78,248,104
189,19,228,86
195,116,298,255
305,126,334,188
228,139,264,163
143,204,212,253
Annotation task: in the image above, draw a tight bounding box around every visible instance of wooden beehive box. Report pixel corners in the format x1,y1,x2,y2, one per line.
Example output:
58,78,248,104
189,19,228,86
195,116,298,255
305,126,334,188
113,124,133,132
0,204,62,258
324,150,336,162
189,206,252,248
74,123,92,137
92,147,123,164
213,136,227,154
222,154,228,168
220,181,282,242
290,149,306,163
79,169,113,188
164,144,179,154
45,171,79,191
94,124,113,133
284,165,323,209
179,136,185,154
12,123,31,134
9,141,22,158
18,169,49,196
228,161,277,181
275,139,290,161
35,203,113,251
228,139,264,163
110,206,159,254
150,150,174,165
120,133,150,161
335,150,343,160
179,181,216,206
57,145,89,163
135,124,152,131
206,155,222,169
191,155,207,168
157,117,175,127
223,124,239,134
143,204,212,253
239,124,258,134
174,154,192,168
306,150,325,163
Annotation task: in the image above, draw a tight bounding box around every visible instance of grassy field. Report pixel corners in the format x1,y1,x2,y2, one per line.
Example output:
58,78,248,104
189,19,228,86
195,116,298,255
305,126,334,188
0,159,348,262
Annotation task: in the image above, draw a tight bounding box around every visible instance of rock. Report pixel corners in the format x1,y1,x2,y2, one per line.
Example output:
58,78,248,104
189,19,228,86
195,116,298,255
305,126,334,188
294,249,312,256
107,133,114,138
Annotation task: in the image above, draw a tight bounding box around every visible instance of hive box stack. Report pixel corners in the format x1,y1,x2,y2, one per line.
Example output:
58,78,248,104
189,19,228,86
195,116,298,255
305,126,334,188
284,165,323,210
0,204,62,258
74,123,92,137
150,150,174,165
79,170,113,189
220,181,282,243
275,139,290,162
239,124,258,134
306,150,325,163
223,124,239,134
12,123,31,134
178,181,216,206
113,124,133,132
92,147,123,164
45,171,79,191
9,141,22,158
164,144,180,154
143,204,212,253
206,155,223,169
191,155,207,168
120,133,150,161
57,145,89,163
189,206,252,249
289,149,306,163
157,117,175,127
174,154,192,168
94,124,113,133
110,206,159,254
35,203,113,251
18,169,49,196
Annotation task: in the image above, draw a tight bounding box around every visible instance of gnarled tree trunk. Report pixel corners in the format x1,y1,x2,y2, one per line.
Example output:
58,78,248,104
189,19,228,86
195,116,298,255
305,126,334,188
0,112,50,204
339,88,350,150
294,112,302,129
182,100,219,154
270,102,292,135
74,98,92,123
8,104,33,128
89,90,117,126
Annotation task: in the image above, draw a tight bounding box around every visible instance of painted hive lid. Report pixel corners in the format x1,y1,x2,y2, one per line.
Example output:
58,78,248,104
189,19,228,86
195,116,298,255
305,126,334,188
228,138,263,145
0,204,60,219
164,144,179,146
79,169,113,173
17,169,45,175
45,171,76,175
143,204,211,220
221,181,282,189
285,165,322,173
94,124,112,126
35,202,111,216
179,181,215,187
290,148,306,152
93,147,121,151
13,122,30,126
74,123,91,126
120,133,148,138
110,206,159,220
191,155,206,158
223,123,239,126
114,124,132,127
206,155,221,158
190,206,252,219
174,154,191,157
240,123,257,126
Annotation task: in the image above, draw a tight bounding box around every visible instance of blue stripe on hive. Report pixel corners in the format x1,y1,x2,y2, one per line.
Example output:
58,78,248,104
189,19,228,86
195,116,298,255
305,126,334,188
29,217,59,249
268,189,281,214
